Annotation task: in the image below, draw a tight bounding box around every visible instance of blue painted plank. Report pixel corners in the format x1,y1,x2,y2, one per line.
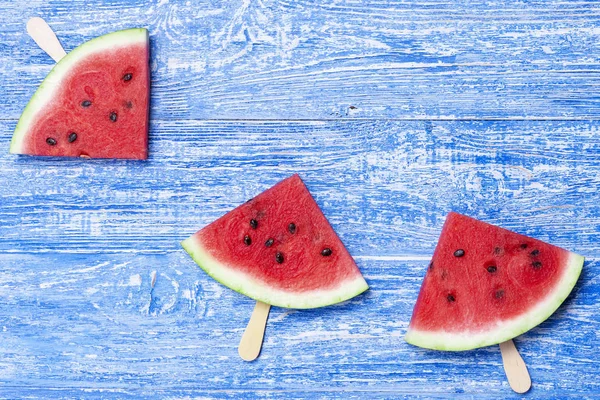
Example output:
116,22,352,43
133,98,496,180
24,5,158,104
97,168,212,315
0,253,597,398
1,1,600,119
0,120,599,257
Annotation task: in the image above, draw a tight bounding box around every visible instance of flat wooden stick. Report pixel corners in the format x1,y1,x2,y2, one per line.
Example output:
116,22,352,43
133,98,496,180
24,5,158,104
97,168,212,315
238,301,271,361
499,339,531,394
26,17,67,62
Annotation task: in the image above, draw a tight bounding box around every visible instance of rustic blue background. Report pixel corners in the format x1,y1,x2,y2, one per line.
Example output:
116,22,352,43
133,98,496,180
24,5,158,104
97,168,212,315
1,1,599,398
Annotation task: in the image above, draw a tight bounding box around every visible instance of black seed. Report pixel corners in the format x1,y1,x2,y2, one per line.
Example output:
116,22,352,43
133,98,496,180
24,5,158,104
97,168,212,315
532,261,542,269
250,219,258,229
46,137,57,146
494,247,502,255
428,261,434,270
288,223,296,234
495,289,505,299
123,73,133,82
454,249,465,257
275,252,284,264
265,238,274,247
125,100,133,109
68,132,77,143
530,249,540,256
487,265,498,273
447,294,456,302
321,248,332,257
520,243,528,250
109,112,118,122
243,235,251,246
81,100,92,107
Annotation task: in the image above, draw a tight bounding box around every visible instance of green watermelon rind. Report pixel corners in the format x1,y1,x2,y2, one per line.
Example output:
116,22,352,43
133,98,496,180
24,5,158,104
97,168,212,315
404,252,584,351
181,235,369,309
10,28,148,155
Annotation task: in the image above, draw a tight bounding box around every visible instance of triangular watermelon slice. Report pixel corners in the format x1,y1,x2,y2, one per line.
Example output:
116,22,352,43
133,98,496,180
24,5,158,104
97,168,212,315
10,28,149,159
181,174,369,309
405,212,584,351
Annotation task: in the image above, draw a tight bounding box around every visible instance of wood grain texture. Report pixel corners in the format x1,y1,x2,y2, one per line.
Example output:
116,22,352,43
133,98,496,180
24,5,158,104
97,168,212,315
0,254,597,398
1,120,599,257
2,1,600,120
1,0,599,398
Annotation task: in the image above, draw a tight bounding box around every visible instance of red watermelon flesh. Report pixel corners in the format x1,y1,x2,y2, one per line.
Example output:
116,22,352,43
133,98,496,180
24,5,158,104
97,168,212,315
181,174,369,309
10,29,149,159
405,212,583,351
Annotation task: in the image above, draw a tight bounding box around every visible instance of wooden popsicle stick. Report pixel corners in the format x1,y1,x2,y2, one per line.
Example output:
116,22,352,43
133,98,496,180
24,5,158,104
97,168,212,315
238,301,271,361
499,339,531,394
26,17,67,62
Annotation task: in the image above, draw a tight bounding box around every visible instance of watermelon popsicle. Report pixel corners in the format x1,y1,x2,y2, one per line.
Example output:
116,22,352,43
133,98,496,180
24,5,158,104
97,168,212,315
181,174,369,360
405,212,584,392
10,18,149,160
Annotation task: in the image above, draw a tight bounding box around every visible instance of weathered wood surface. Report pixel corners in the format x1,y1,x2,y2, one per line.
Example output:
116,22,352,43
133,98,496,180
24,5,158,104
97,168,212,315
1,1,599,399
2,1,600,120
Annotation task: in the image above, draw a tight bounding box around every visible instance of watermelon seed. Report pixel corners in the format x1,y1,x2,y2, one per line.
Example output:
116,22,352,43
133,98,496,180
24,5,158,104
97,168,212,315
275,252,284,264
495,289,505,299
520,243,528,250
447,294,456,302
494,247,502,255
453,249,465,257
81,100,92,107
532,261,542,269
243,235,251,246
123,73,133,82
250,219,258,229
428,261,434,270
487,265,497,273
530,249,540,256
321,248,332,257
46,137,57,146
68,132,77,143
109,112,118,122
265,238,274,247
288,223,296,234
125,101,133,109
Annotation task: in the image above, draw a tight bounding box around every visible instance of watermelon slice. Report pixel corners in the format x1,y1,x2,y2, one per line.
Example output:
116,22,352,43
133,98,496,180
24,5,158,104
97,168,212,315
405,212,584,351
181,174,369,309
10,28,149,159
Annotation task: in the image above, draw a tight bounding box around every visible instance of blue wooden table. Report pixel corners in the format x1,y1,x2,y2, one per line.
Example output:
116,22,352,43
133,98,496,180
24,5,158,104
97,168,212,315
1,1,599,398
